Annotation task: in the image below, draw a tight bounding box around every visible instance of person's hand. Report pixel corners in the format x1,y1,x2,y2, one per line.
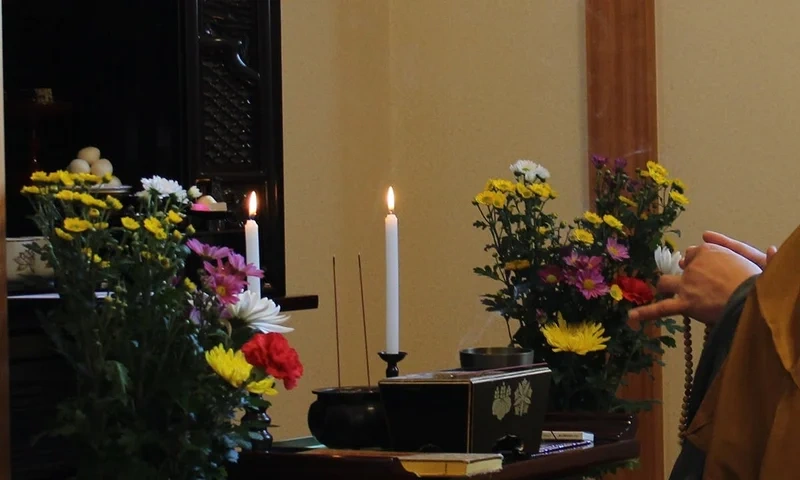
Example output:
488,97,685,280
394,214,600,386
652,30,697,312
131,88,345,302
680,231,777,270
629,243,762,325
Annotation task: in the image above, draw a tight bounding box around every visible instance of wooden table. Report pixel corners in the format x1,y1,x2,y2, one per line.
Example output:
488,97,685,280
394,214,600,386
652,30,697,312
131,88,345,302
228,440,639,479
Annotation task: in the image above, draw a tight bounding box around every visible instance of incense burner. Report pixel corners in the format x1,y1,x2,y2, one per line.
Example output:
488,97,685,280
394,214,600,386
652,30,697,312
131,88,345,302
307,386,389,449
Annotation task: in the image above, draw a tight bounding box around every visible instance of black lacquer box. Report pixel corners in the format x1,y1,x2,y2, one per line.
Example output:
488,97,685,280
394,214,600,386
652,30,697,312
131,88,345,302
378,365,551,454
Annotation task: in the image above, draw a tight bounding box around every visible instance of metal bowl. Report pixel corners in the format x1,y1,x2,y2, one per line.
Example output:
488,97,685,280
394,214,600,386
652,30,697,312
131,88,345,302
459,346,535,371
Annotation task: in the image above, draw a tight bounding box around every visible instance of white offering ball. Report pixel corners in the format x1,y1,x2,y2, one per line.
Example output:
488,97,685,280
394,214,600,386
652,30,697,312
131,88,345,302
77,146,101,164
197,195,217,205
67,158,91,173
91,158,113,177
107,176,122,187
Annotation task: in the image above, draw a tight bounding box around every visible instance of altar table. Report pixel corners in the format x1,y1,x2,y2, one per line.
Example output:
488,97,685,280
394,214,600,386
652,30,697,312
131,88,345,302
228,439,639,480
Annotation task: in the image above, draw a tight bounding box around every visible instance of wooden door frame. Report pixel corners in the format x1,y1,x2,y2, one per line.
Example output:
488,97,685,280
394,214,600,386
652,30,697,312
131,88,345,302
585,1,663,480
0,2,9,477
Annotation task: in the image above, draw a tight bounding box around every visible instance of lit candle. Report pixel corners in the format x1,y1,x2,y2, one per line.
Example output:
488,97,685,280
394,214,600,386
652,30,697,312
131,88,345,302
385,187,400,354
245,191,261,298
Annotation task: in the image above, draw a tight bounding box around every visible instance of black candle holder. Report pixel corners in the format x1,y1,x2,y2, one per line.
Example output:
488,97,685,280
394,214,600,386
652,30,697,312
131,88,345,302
378,351,407,378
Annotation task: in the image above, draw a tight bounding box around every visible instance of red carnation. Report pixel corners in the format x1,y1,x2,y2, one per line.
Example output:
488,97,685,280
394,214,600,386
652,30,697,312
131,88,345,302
615,276,654,305
241,333,303,390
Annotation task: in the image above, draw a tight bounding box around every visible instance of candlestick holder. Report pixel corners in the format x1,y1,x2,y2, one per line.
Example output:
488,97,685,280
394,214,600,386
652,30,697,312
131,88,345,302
378,351,407,378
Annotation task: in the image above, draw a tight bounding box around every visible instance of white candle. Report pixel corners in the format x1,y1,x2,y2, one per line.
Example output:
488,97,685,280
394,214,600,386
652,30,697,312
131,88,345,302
245,191,261,298
385,187,400,354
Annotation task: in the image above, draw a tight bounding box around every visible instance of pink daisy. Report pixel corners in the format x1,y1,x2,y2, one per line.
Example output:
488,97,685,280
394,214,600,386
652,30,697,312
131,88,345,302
538,265,563,284
606,237,630,261
187,239,232,260
226,252,264,278
575,269,610,299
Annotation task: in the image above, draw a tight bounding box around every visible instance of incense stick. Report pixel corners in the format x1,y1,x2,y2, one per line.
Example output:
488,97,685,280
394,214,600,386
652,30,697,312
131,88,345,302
358,253,372,386
332,256,342,387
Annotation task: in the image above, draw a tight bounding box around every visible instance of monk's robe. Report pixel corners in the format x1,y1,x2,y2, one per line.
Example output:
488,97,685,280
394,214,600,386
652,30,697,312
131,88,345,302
683,225,800,479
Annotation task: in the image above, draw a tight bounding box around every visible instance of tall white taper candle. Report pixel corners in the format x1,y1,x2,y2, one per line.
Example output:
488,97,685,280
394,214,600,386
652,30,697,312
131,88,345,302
245,191,261,298
385,187,400,354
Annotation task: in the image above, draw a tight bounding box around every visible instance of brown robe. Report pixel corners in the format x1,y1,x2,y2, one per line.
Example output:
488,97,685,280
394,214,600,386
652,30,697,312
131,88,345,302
685,225,800,479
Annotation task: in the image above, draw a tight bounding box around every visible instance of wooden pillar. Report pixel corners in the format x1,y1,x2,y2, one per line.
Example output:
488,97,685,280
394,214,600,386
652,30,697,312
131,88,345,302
0,2,9,477
585,1,663,480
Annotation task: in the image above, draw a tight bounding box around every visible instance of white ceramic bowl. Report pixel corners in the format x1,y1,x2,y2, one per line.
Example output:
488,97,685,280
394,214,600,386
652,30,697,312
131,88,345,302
6,236,54,281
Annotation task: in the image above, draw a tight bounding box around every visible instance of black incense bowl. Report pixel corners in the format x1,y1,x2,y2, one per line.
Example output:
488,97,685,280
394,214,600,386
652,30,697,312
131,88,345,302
459,346,535,370
307,386,389,449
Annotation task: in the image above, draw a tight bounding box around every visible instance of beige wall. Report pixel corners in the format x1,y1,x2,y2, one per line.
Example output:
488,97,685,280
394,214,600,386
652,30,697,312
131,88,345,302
657,1,800,474
276,0,586,439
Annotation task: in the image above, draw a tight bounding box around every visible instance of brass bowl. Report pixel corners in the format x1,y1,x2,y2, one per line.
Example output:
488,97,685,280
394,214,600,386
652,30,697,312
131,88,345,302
459,346,534,370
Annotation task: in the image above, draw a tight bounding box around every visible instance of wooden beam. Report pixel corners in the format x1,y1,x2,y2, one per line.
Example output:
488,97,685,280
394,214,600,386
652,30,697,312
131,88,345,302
585,2,663,480
0,3,9,477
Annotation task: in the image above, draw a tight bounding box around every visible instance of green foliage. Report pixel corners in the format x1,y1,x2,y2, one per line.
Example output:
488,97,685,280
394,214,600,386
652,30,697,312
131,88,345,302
473,159,688,413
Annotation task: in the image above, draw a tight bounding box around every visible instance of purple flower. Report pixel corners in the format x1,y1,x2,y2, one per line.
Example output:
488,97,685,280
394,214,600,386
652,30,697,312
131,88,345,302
226,252,264,278
606,237,630,261
204,272,246,305
591,155,608,169
187,238,232,260
564,252,603,270
575,269,610,299
614,157,628,171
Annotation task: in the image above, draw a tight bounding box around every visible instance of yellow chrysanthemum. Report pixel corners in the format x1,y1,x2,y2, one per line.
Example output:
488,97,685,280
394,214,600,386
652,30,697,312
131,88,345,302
246,377,279,396
475,191,495,206
569,228,594,245
158,254,171,268
537,226,550,235
121,217,140,230
609,284,623,302
664,236,678,252
491,192,507,209
646,160,669,178
105,196,123,210
54,170,74,187
504,259,531,271
603,214,624,231
548,186,558,199
155,230,168,240
540,315,610,356
141,251,152,260
143,217,164,235
21,185,41,195
491,179,516,193
205,345,253,388
54,228,73,241
88,208,100,218
71,173,102,184
30,171,49,182
55,190,76,201
63,217,92,233
102,172,113,183
93,222,109,230
529,183,550,199
76,193,107,209
183,277,197,291
583,212,603,225
516,183,533,199
172,230,183,241
670,191,689,206
618,195,637,207
650,172,669,186
186,224,196,235
671,178,686,191
167,210,183,224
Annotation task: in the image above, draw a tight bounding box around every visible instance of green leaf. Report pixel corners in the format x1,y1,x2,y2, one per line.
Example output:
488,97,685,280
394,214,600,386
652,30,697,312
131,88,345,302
104,360,131,398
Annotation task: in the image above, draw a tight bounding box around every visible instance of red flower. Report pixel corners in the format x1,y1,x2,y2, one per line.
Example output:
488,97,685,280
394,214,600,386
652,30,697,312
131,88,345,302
241,333,304,390
538,265,563,284
615,276,654,305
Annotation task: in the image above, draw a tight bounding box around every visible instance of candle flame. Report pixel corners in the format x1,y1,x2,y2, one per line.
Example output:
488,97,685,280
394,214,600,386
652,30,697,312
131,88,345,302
387,187,395,212
248,191,258,217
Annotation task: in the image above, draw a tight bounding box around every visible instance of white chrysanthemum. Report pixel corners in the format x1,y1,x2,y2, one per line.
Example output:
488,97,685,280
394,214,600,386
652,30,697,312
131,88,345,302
226,291,293,333
138,176,188,204
509,159,550,182
655,246,683,275
188,185,202,200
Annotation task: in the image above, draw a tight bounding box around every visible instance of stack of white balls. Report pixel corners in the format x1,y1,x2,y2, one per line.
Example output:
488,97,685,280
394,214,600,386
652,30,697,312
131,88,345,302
67,147,123,186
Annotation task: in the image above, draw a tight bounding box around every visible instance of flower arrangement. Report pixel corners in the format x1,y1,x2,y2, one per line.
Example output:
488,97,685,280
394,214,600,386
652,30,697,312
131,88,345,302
473,158,686,413
21,171,302,479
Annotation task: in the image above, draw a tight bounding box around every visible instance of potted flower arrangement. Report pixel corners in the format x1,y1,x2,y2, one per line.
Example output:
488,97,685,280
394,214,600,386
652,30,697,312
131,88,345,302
472,157,686,414
21,172,302,479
